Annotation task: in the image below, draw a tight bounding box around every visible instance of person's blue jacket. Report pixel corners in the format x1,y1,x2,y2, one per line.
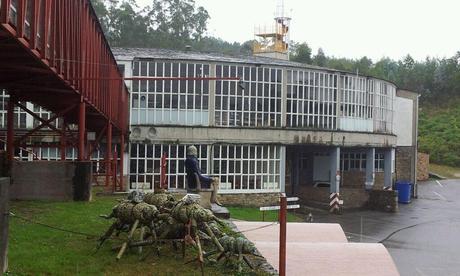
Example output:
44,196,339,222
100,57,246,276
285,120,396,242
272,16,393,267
185,155,212,189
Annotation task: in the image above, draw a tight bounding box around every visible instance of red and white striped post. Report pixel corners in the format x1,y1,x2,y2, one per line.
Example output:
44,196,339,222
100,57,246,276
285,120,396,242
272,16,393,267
279,193,287,276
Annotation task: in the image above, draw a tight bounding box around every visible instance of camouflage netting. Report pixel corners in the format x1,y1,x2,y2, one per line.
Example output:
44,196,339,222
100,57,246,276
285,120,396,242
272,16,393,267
171,200,216,224
97,192,261,274
143,192,176,209
219,235,256,255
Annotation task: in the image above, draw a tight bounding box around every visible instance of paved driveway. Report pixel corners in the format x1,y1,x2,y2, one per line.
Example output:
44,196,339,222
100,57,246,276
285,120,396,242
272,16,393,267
313,180,460,276
234,221,398,276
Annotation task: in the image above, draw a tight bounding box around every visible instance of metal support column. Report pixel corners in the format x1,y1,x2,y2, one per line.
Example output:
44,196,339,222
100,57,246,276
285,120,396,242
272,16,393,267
279,193,287,276
105,121,112,188
6,96,14,164
329,147,341,194
119,133,124,191
384,148,395,189
365,148,375,190
78,101,86,161
112,149,118,192
60,119,66,161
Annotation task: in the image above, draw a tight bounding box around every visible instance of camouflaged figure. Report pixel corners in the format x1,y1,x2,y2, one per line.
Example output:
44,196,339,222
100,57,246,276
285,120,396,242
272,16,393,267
96,199,159,252
214,235,259,272
143,191,177,210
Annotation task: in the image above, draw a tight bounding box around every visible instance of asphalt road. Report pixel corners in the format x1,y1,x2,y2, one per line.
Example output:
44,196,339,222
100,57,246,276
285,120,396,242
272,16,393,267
312,180,460,276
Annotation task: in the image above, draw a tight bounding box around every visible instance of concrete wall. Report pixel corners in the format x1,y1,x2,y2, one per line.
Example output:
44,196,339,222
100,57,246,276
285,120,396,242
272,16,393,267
417,153,429,181
395,147,416,184
217,193,279,207
393,96,414,146
297,186,369,209
342,171,384,189
130,125,397,148
396,90,419,196
341,188,370,209
342,171,365,188
367,190,398,212
10,161,92,201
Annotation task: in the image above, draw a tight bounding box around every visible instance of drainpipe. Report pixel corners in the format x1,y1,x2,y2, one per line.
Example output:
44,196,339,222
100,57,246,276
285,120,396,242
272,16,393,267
413,94,420,198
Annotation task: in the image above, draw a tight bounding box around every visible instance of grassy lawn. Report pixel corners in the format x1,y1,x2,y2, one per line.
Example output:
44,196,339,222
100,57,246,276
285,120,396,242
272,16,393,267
227,207,304,222
7,195,264,275
429,163,460,179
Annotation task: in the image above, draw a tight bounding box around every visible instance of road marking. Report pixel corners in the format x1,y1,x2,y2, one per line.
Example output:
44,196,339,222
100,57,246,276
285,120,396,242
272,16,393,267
433,191,447,201
435,180,443,187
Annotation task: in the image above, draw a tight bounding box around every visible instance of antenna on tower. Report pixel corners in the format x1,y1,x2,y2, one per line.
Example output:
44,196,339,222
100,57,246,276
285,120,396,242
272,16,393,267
253,0,292,60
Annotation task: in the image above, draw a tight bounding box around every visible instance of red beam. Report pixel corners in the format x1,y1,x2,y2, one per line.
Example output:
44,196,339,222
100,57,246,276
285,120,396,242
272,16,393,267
78,100,85,161
1,0,129,146
119,133,124,191
15,101,64,136
71,77,241,81
105,121,112,188
0,0,12,24
60,118,66,161
15,103,76,145
16,0,26,37
279,193,287,276
6,94,15,164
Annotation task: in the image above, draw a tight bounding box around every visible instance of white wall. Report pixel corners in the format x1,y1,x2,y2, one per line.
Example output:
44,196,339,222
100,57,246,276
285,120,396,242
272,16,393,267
393,97,414,146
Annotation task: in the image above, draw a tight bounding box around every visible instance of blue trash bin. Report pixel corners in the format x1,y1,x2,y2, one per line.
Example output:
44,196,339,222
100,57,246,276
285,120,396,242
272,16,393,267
395,181,412,203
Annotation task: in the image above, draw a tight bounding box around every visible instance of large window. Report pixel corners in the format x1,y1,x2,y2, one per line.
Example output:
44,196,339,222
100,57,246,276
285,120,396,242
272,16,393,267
0,91,26,128
215,65,282,127
341,152,367,171
340,151,385,172
287,70,337,129
129,143,208,190
375,152,385,172
128,143,282,193
372,80,395,133
213,145,281,192
131,61,210,125
340,75,372,119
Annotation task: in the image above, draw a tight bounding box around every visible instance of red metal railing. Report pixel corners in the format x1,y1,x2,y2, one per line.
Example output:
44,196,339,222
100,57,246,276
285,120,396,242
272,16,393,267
1,0,128,192
0,0,128,133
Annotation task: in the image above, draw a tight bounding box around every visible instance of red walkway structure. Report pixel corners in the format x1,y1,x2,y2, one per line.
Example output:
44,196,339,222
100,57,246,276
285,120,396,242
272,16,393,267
0,0,128,191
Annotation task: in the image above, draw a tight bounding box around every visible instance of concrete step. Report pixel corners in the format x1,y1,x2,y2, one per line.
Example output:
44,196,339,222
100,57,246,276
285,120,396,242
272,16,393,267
211,203,230,219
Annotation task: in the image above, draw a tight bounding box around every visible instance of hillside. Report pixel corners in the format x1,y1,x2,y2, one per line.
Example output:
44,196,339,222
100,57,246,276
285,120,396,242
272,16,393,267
419,103,460,166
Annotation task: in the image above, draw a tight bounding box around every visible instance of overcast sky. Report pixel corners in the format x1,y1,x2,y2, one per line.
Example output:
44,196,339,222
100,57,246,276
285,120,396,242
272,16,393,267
137,0,460,61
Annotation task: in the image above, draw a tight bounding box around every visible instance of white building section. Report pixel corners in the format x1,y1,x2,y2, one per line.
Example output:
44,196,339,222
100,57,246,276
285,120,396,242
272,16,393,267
393,97,414,146
111,47,417,198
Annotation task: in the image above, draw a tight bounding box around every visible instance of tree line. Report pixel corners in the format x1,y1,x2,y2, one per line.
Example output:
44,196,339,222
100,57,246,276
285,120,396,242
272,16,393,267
92,0,460,106
91,0,253,55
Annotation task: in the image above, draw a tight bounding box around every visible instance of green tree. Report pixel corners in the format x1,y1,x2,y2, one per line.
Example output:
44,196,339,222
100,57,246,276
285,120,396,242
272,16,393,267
313,48,327,67
148,0,210,43
107,0,152,47
290,42,312,64
91,0,110,33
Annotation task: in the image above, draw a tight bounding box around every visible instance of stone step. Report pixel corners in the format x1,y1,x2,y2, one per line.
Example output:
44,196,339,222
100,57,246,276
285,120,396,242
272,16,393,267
211,203,230,219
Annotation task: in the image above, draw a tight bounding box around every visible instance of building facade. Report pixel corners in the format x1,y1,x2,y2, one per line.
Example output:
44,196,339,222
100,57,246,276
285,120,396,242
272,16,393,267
114,48,419,208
